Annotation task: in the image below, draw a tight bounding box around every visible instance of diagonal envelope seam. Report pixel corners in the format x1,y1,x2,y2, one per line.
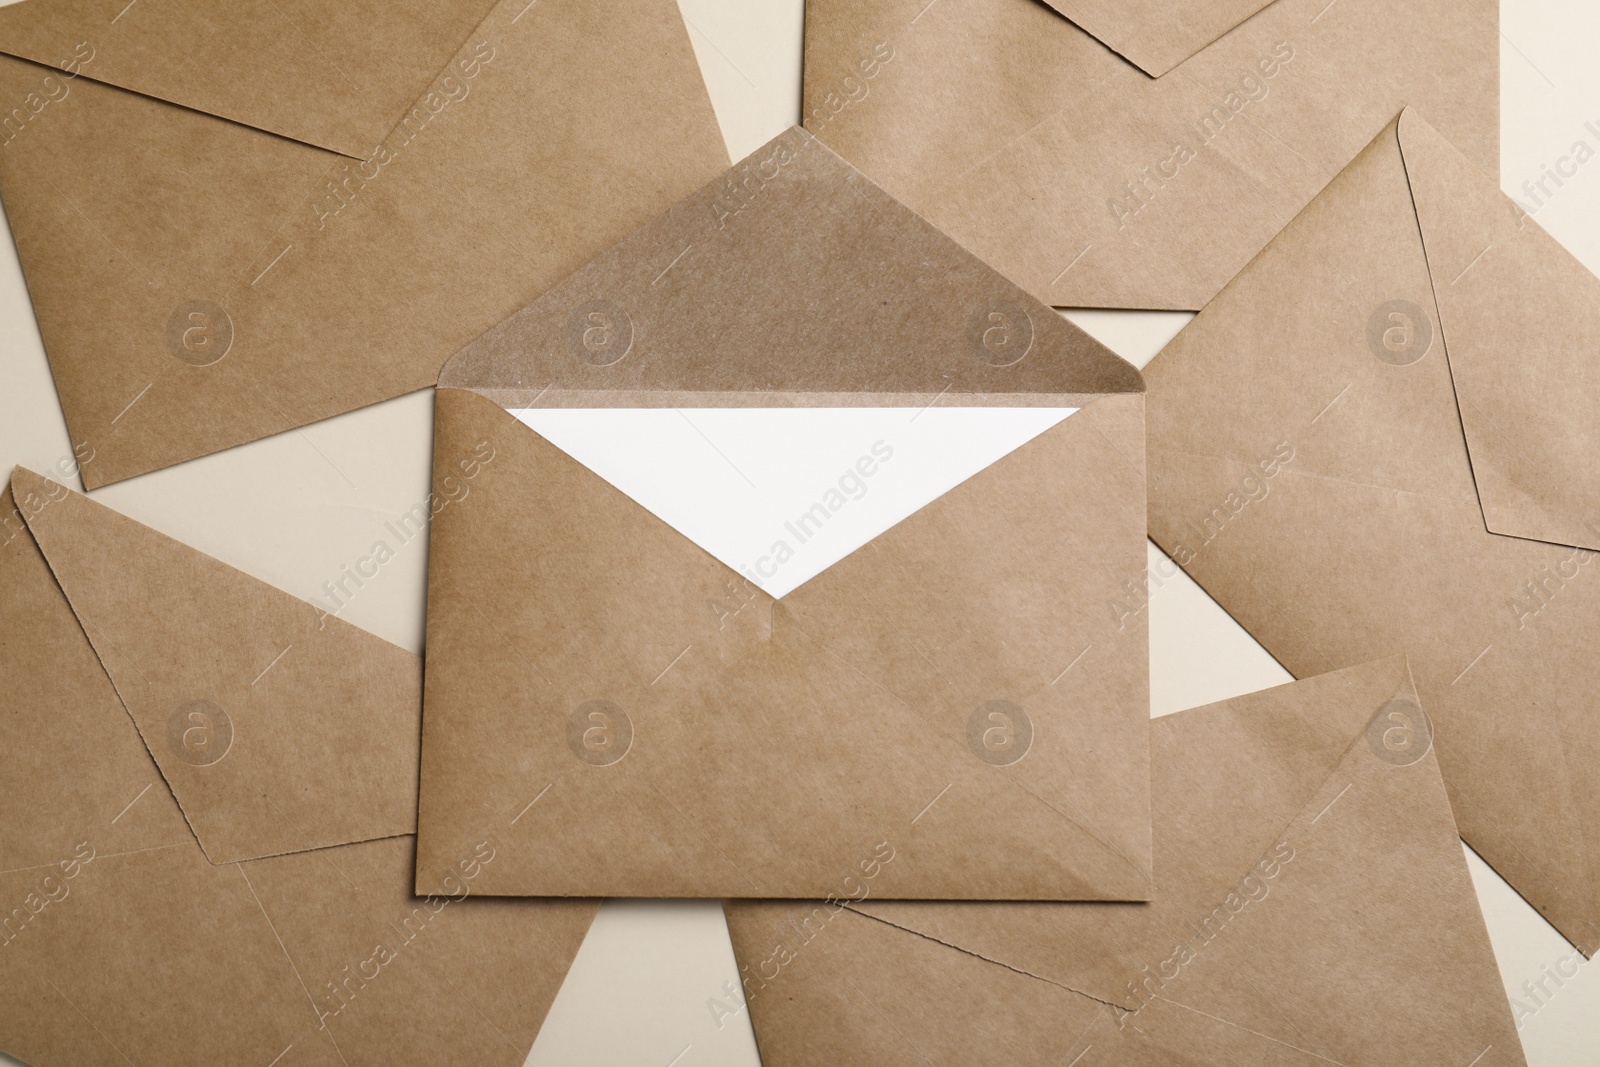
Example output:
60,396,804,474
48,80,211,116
0,475,599,1065
723,656,1526,1066
0,0,730,488
795,599,1155,890
1369,110,1597,922
1143,107,1599,957
0,0,501,158
0,45,412,162
865,667,1426,1020
841,904,1131,1011
10,465,421,868
1041,0,1281,78
12,466,378,869
22,1,505,468
1395,107,1600,553
801,0,1497,310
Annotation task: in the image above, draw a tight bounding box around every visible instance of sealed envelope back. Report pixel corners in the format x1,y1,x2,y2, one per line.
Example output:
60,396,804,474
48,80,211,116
0,476,597,1066
1146,109,1600,956
0,0,727,487
724,659,1525,1067
418,128,1153,900
801,0,1495,309
0,0,501,156
14,467,420,865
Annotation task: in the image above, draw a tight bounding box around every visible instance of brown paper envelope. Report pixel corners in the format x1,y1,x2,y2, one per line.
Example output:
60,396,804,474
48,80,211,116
1145,108,1600,957
1401,115,1600,553
0,480,597,1066
0,0,727,488
13,466,420,865
417,128,1152,899
800,0,1496,310
724,658,1526,1067
0,0,500,156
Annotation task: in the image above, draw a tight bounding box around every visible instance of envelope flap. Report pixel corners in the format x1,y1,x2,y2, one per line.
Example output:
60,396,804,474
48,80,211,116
439,127,1143,408
0,481,192,875
12,467,423,865
1081,668,1522,1066
0,495,596,1065
0,0,499,156
733,661,1525,1067
1041,0,1276,76
1397,108,1600,552
853,658,1414,1002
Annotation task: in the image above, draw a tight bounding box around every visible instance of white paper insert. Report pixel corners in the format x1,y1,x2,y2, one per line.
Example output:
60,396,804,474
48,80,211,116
514,408,1079,598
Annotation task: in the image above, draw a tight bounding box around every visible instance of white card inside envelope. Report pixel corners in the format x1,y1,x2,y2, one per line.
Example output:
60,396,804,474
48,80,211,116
516,407,1080,598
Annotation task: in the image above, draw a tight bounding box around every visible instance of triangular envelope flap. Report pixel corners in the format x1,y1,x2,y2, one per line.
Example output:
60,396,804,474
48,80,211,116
12,468,422,865
0,481,192,872
0,0,499,156
439,127,1142,408
0,507,596,1066
1398,109,1600,552
1042,0,1277,76
851,657,1410,1003
1145,112,1600,956
728,662,1525,1067
0,0,728,490
0,479,330,1066
1083,678,1523,1066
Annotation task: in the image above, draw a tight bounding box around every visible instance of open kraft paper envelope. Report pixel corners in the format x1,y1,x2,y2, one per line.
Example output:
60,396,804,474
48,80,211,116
724,657,1526,1067
1145,108,1600,958
0,0,728,489
801,0,1496,310
0,470,595,1065
416,127,1152,900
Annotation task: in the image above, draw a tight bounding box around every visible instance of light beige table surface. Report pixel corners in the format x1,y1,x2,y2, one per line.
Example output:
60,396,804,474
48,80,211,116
0,1,1595,1063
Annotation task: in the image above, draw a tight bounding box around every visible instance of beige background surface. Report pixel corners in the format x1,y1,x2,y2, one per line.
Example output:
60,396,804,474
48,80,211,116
0,0,1595,1063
